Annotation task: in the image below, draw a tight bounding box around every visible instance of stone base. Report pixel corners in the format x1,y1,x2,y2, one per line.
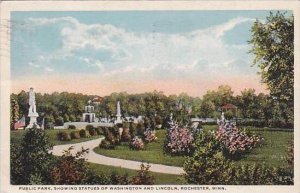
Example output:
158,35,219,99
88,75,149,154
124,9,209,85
26,123,40,129
26,113,40,129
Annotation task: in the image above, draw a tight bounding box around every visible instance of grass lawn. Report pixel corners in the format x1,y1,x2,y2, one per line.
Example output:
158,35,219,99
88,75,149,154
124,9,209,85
94,130,186,167
94,125,293,168
87,162,185,185
11,129,102,146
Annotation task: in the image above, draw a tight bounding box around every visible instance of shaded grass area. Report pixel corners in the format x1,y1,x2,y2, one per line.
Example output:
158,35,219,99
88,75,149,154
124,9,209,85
87,162,185,185
95,125,293,168
11,129,102,146
94,130,185,167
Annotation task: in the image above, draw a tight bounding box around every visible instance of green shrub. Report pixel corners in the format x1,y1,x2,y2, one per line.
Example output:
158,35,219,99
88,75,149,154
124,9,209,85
70,131,80,139
106,132,117,144
50,147,111,185
57,131,71,141
155,115,163,125
99,139,115,149
130,163,154,185
136,122,145,136
87,126,97,136
55,116,64,126
86,124,94,131
95,127,103,135
143,117,151,129
183,131,234,185
101,127,109,136
68,125,76,130
130,136,144,150
129,123,136,136
79,129,90,138
69,115,76,122
121,128,131,142
123,122,130,129
111,126,120,137
110,172,129,185
63,114,70,122
233,164,279,185
46,122,54,129
11,127,53,185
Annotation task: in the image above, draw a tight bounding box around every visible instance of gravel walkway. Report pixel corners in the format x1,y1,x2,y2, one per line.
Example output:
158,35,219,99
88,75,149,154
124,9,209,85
50,137,184,175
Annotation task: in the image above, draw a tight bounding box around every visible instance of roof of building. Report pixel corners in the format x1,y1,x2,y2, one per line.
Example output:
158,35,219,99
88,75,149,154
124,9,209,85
222,103,237,109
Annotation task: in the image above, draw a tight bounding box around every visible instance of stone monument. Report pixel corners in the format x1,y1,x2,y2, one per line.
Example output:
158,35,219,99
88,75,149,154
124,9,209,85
115,101,122,124
82,100,96,123
26,87,40,129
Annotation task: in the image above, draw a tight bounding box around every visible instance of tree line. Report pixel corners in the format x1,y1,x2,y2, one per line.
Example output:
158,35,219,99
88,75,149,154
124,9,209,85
10,84,293,129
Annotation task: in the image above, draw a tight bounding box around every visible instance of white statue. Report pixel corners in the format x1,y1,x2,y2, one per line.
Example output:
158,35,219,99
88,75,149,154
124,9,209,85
115,101,122,124
26,88,40,129
170,112,173,121
221,112,225,122
29,87,37,113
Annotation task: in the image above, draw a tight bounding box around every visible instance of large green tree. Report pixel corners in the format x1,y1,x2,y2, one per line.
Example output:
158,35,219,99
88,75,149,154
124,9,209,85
249,12,294,103
10,98,20,129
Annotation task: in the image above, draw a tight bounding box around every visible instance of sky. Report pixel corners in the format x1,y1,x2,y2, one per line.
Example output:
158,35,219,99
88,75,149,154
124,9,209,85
10,10,290,97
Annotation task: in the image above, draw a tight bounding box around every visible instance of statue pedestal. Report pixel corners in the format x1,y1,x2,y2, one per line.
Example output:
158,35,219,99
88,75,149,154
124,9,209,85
26,112,40,129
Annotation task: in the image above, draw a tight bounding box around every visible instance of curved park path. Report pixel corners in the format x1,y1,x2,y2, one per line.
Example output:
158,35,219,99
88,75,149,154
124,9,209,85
50,137,184,175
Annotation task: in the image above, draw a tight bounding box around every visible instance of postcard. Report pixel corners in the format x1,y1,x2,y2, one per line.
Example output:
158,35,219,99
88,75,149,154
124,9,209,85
0,1,299,193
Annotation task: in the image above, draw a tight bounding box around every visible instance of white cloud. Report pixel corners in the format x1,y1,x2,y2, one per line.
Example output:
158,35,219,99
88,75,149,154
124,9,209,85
45,67,54,72
212,17,255,38
27,16,256,79
28,62,40,68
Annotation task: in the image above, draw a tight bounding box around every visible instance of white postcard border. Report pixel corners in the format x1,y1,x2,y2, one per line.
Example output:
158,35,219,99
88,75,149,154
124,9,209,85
1,1,299,193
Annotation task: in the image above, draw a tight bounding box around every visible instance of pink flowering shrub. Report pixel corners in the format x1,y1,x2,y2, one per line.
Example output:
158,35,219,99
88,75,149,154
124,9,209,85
130,136,145,150
165,122,194,156
143,129,157,143
215,122,262,157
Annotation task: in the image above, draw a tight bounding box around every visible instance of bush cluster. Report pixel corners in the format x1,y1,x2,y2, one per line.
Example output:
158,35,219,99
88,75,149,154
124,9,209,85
11,127,54,185
130,136,144,150
121,128,131,142
215,122,262,158
143,129,157,143
130,163,154,185
95,127,103,135
58,125,103,142
79,129,91,138
98,127,121,149
57,131,71,141
136,122,145,136
109,164,154,185
68,125,76,130
50,147,111,185
184,131,234,184
70,131,80,139
183,131,294,185
86,125,98,136
99,139,115,149
165,122,194,156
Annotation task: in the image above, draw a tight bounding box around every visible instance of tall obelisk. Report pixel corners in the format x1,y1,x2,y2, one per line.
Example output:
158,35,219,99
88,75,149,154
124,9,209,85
115,101,122,124
26,87,40,129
